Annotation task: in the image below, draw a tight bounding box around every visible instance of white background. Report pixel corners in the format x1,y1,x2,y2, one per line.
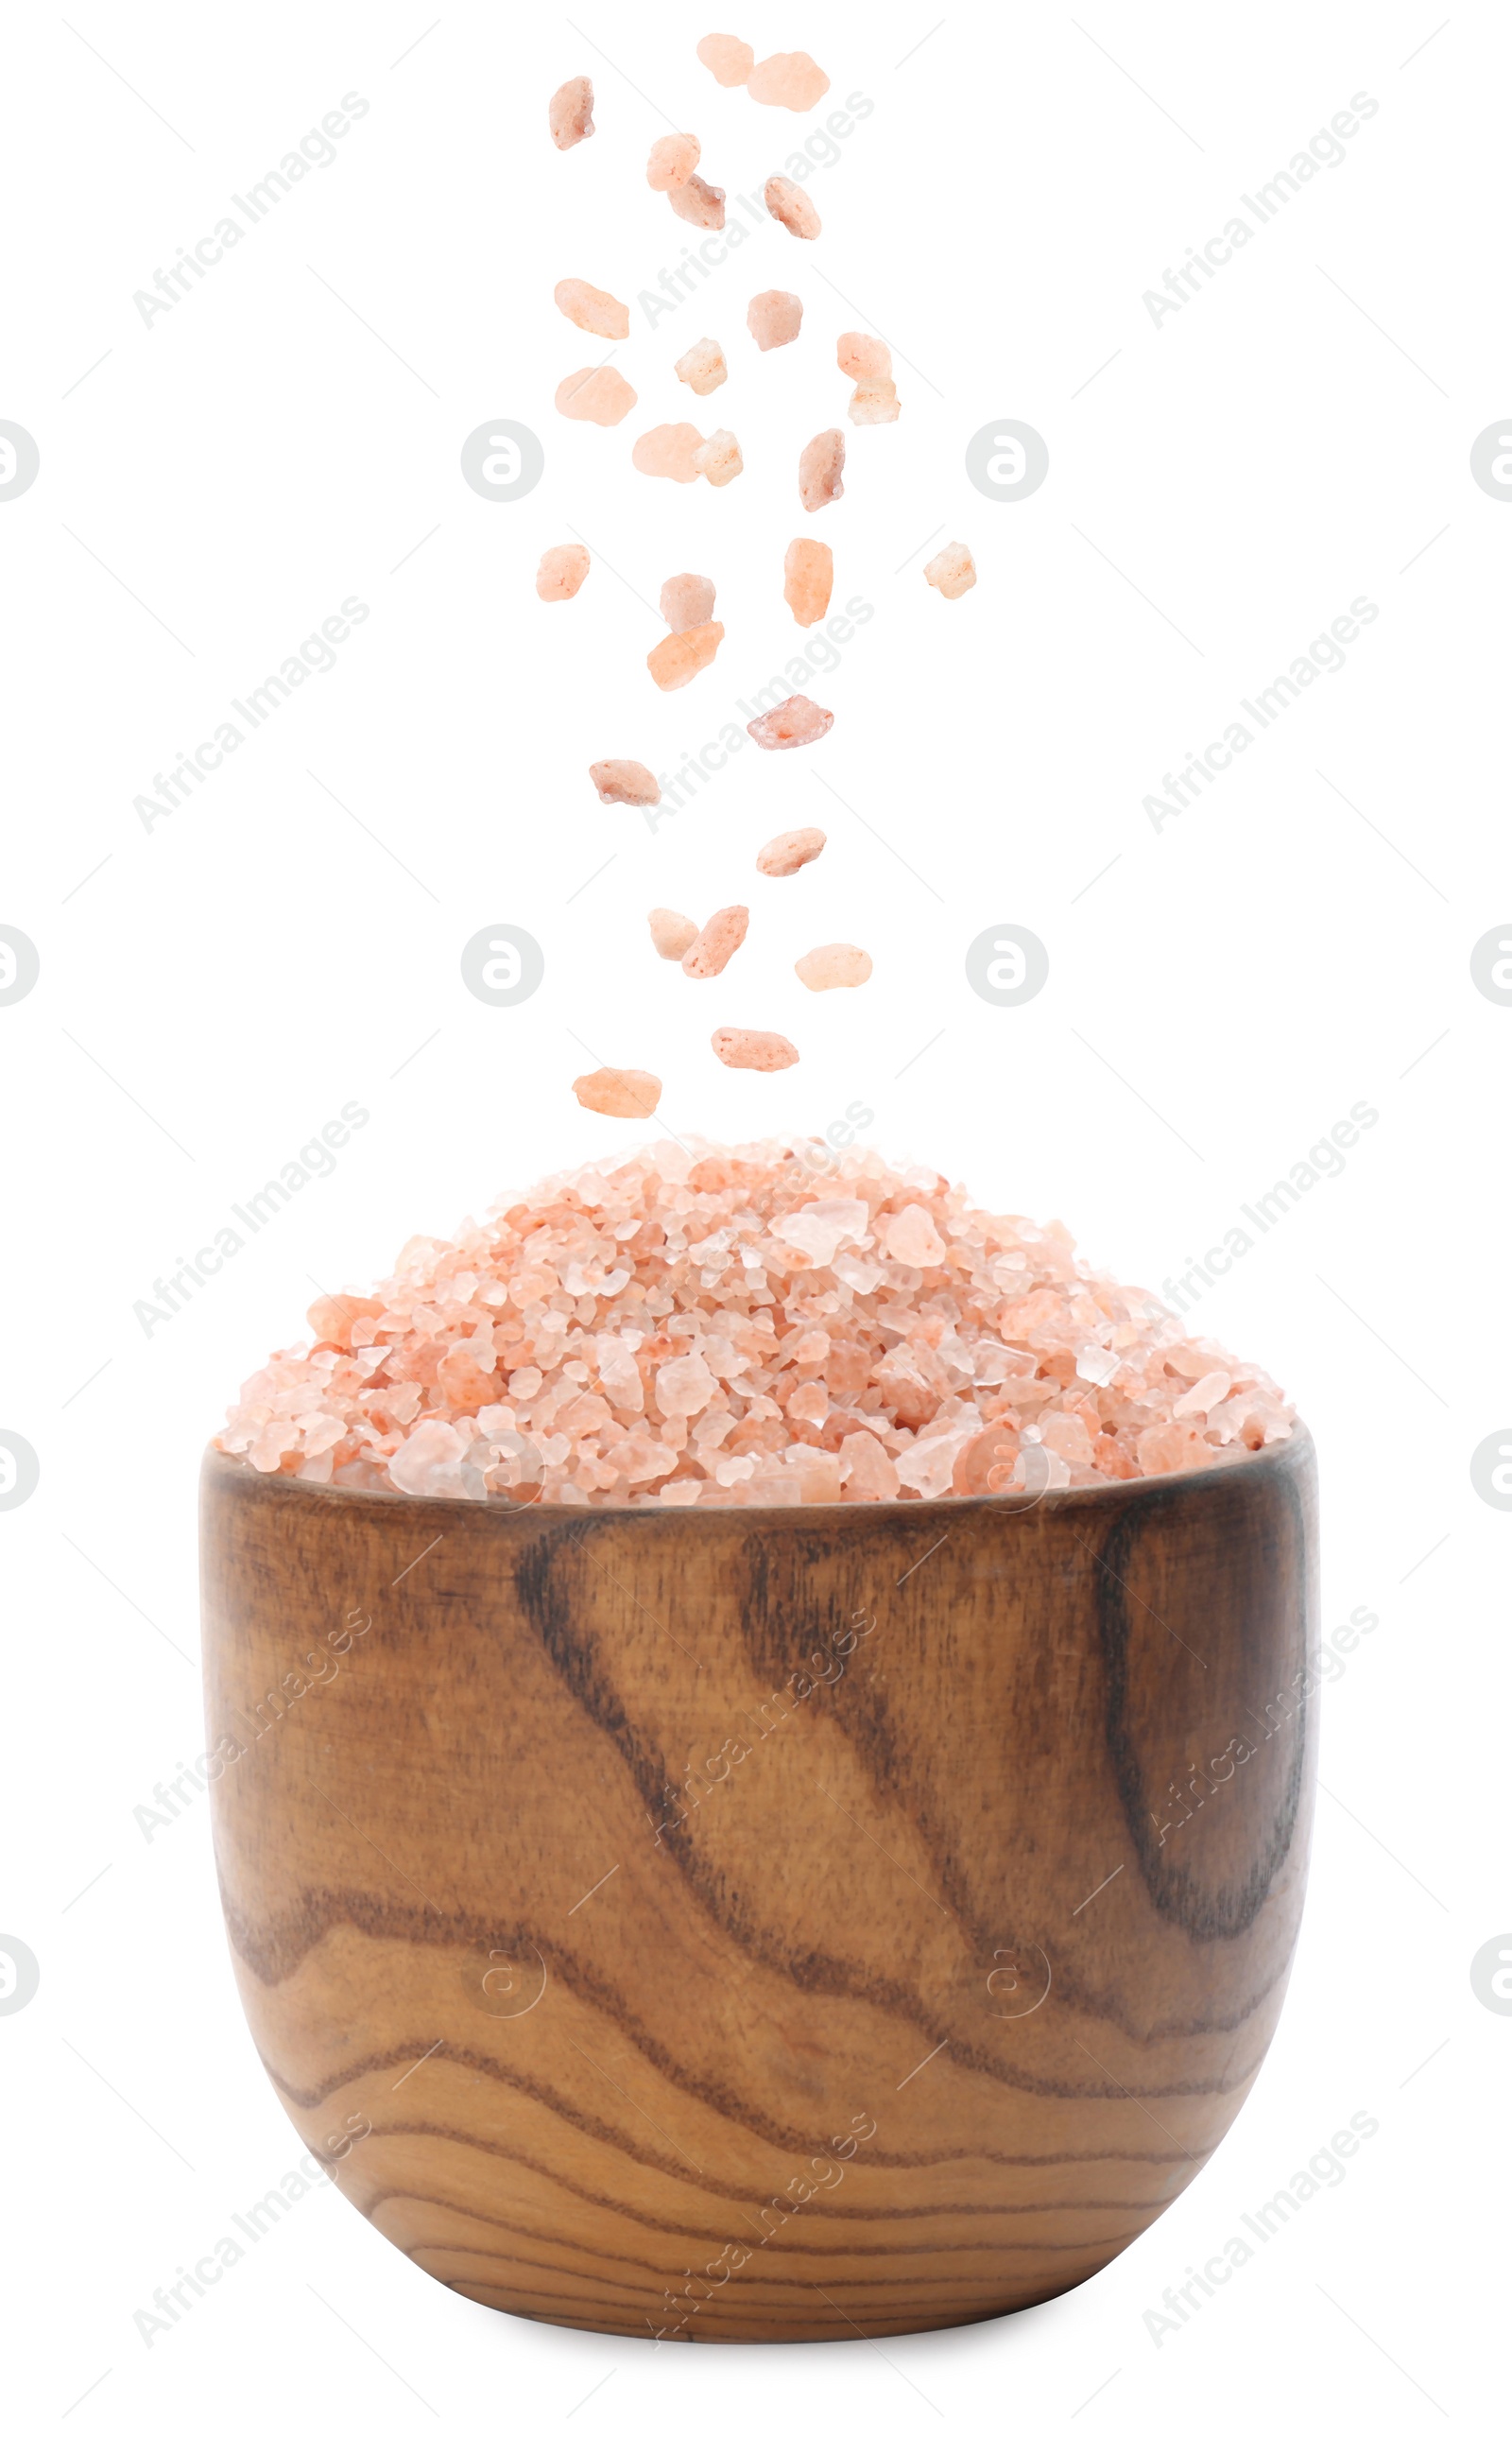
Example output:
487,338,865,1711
2,1,1505,2427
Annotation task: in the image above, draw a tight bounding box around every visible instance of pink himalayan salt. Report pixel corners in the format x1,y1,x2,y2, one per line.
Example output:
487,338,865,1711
574,1068,662,1120
683,904,748,977
765,175,820,239
697,33,754,85
549,77,593,148
557,367,637,425
747,694,833,750
647,620,724,690
757,825,825,876
925,541,976,599
713,1030,799,1071
849,376,900,425
590,759,660,805
796,942,871,991
748,289,803,350
554,278,629,338
649,907,698,960
647,133,700,189
633,423,705,482
536,544,591,601
783,537,833,625
694,427,743,486
670,174,726,229
747,52,830,110
218,1139,1296,1507
799,428,845,510
676,337,728,395
837,331,890,378
662,572,715,632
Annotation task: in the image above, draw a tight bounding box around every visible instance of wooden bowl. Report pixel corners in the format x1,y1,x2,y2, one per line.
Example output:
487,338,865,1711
200,1428,1316,2343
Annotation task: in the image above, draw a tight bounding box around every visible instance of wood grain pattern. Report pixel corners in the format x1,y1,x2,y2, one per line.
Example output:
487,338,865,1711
200,1430,1317,2342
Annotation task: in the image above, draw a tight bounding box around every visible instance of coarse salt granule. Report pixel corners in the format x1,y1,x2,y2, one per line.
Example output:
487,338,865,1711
536,544,591,601
573,1069,662,1119
649,908,699,959
589,759,660,806
799,429,845,510
633,423,706,481
647,133,700,189
554,278,629,337
217,1141,1296,1508
670,174,726,229
694,428,743,486
925,541,976,598
747,52,830,110
556,367,637,425
765,175,821,238
647,620,724,690
795,942,871,990
748,290,803,350
676,337,728,395
837,332,890,378
549,77,594,148
682,905,748,977
783,537,833,624
757,826,825,875
747,695,833,749
697,33,754,85
661,573,716,632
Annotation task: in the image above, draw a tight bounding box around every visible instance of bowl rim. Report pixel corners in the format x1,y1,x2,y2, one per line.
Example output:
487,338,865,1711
200,1422,1313,1531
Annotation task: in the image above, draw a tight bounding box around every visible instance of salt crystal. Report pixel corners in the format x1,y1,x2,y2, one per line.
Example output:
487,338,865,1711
839,1430,900,1501
573,1067,663,1119
675,337,728,395
765,175,820,239
747,52,830,110
778,544,832,636
885,1205,946,1267
771,1199,869,1264
556,367,637,425
553,278,629,338
387,1419,466,1495
548,77,593,148
655,1351,717,1416
924,541,976,599
647,619,725,690
683,905,748,977
647,133,701,189
650,907,698,959
669,174,726,230
661,572,715,632
837,332,891,378
536,544,591,601
711,1029,799,1070
795,942,871,991
1174,1369,1231,1419
696,33,754,85
747,289,803,350
849,376,900,425
633,423,705,481
799,428,845,510
757,825,825,876
747,694,833,750
693,427,743,486
589,759,660,805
